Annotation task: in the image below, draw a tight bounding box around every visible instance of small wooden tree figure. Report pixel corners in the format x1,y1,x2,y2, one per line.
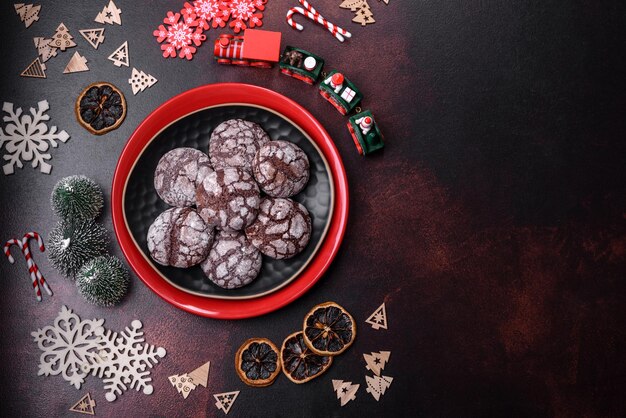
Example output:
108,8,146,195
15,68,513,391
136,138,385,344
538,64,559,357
69,393,96,415
365,302,388,330
332,380,360,406
34,37,57,62
340,0,376,26
365,375,393,401
20,57,46,78
339,0,363,11
353,1,375,26
128,68,157,95
108,41,129,67
51,23,76,51
14,3,41,28
214,391,239,415
363,351,391,376
95,0,122,25
169,374,197,399
63,52,89,73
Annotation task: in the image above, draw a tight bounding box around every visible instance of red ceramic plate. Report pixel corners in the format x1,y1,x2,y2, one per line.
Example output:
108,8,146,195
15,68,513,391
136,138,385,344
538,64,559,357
111,83,349,319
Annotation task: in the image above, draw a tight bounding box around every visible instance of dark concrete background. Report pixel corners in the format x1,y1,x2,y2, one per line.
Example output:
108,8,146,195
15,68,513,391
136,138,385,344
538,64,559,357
1,1,625,417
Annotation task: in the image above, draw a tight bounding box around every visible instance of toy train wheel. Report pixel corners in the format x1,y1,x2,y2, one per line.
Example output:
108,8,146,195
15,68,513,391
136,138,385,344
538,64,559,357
232,59,250,66
319,90,347,115
292,72,314,85
219,34,234,39
347,123,365,155
281,68,293,76
217,58,232,65
251,61,272,68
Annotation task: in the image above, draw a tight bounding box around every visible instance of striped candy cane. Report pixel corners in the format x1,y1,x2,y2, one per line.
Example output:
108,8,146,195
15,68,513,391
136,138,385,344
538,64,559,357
286,0,352,42
23,232,52,297
4,238,21,264
4,237,42,301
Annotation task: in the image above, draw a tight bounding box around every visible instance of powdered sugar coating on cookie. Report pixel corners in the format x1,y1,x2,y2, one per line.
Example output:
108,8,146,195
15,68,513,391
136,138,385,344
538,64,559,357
245,197,312,260
252,140,310,198
196,167,261,232
147,207,214,268
208,119,270,172
201,231,262,289
154,147,213,207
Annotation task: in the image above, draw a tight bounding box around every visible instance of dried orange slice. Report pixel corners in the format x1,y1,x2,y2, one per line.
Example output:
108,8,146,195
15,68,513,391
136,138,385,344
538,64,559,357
280,331,332,384
75,82,126,135
302,301,356,356
235,338,281,387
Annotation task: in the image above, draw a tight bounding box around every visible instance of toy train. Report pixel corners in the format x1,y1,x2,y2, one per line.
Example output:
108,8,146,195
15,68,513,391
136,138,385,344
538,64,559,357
213,29,384,155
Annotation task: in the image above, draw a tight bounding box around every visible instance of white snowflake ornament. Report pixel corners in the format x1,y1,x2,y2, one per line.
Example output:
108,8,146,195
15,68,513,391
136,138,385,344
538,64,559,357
31,306,105,389
85,319,166,402
0,100,70,175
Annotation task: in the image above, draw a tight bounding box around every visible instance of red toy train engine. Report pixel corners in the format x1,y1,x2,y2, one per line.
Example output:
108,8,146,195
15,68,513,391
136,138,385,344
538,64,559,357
213,30,282,68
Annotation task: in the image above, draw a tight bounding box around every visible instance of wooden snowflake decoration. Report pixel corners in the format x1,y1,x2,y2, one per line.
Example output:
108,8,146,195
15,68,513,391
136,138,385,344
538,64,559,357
227,0,266,33
0,100,70,175
181,0,230,30
153,11,206,60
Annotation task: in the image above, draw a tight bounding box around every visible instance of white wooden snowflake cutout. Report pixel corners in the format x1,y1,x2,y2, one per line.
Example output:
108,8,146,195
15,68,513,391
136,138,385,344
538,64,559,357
32,306,167,402
85,319,167,402
31,306,105,389
0,100,70,175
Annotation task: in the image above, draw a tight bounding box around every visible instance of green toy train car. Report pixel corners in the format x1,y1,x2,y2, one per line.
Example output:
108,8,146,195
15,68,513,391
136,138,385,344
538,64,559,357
279,46,325,85
347,110,384,155
318,70,362,115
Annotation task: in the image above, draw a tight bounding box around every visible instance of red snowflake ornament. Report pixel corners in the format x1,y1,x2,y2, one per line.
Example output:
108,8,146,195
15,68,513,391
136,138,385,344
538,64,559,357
182,0,230,30
227,0,267,33
153,11,206,60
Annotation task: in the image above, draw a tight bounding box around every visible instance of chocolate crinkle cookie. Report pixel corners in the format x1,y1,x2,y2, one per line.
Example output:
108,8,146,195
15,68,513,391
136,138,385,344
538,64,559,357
154,148,213,207
147,207,214,268
252,140,310,198
209,119,270,172
196,167,261,232
245,197,312,259
201,231,262,289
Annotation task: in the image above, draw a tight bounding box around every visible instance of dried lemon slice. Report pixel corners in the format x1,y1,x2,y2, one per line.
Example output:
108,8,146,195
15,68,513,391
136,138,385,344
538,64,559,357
280,331,332,384
302,301,356,356
75,82,126,135
235,338,281,387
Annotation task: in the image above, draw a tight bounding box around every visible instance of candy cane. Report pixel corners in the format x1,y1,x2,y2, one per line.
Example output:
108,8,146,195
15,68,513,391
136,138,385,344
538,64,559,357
286,0,352,43
4,238,21,264
23,232,52,297
4,237,41,301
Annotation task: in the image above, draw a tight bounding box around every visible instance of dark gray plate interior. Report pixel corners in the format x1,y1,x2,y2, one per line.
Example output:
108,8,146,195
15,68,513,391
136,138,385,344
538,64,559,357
124,105,332,299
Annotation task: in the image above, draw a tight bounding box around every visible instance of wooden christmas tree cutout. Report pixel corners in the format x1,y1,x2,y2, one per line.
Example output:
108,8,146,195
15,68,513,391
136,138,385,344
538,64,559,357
69,393,96,415
95,0,122,25
363,351,391,376
340,0,376,26
128,68,157,95
33,37,57,62
332,380,360,406
64,52,89,73
365,375,393,401
365,303,388,330
51,23,77,51
188,361,210,387
168,361,210,399
79,28,105,49
14,3,41,28
108,41,129,67
169,374,196,399
214,391,239,415
20,57,46,78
